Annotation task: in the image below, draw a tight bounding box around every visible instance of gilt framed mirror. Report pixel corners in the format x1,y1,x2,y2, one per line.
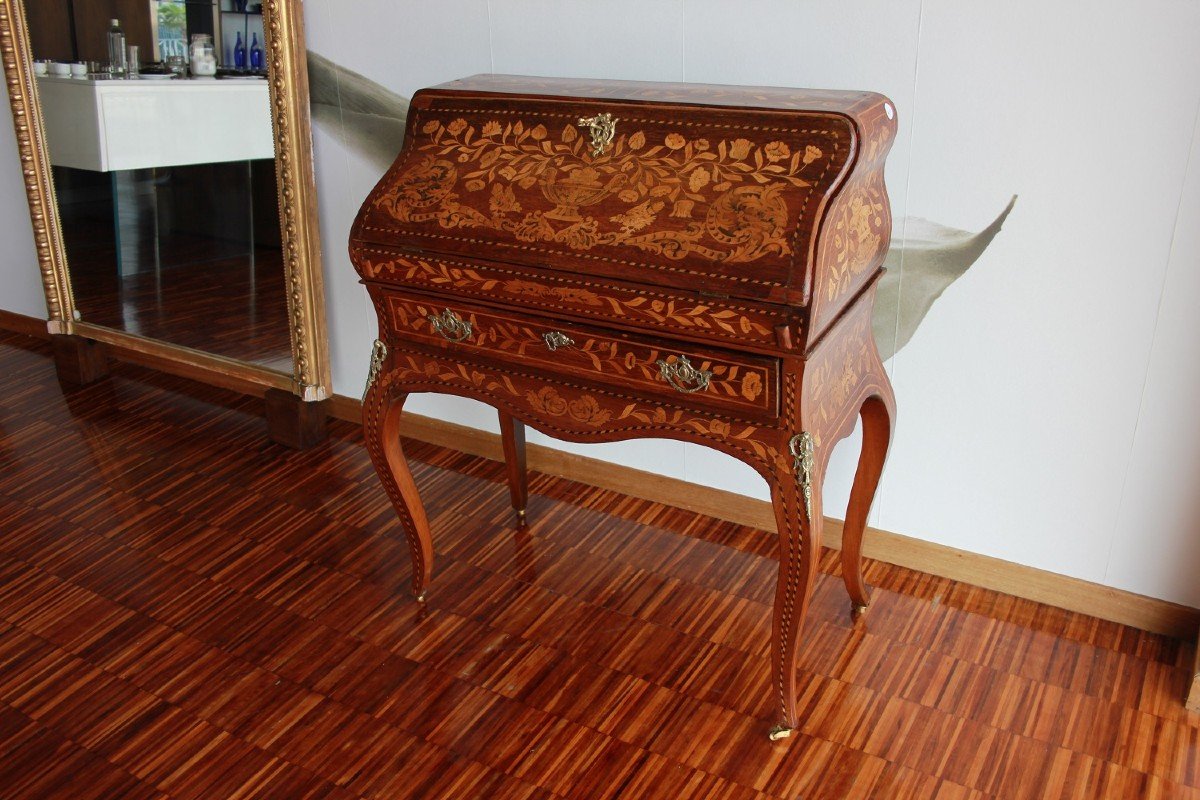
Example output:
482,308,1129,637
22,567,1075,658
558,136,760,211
0,0,330,411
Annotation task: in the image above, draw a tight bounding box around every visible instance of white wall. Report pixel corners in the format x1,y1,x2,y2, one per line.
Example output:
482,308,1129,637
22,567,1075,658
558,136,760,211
879,0,1200,593
305,0,1200,609
1108,103,1200,605
0,78,51,319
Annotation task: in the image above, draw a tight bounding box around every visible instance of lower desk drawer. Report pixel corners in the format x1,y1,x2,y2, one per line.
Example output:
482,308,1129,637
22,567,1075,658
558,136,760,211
382,292,780,420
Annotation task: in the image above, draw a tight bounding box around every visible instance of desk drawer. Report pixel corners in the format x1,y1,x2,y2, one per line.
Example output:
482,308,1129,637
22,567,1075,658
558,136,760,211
383,292,780,420
354,245,796,351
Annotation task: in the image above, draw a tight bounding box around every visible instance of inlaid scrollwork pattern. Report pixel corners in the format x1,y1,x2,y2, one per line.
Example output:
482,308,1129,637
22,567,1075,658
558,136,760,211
354,250,784,345
822,180,887,304
809,93,895,338
381,348,784,470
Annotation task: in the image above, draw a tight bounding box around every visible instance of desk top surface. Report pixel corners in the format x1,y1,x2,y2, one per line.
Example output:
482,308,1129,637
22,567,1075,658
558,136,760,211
427,74,891,118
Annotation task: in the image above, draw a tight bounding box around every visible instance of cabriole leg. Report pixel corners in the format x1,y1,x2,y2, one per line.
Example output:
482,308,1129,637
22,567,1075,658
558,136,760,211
363,369,433,600
841,393,895,621
498,410,528,525
768,432,824,741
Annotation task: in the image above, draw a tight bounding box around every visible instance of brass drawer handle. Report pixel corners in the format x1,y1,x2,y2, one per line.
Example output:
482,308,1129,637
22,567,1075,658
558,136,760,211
577,112,617,157
656,355,712,394
428,308,472,343
542,331,574,351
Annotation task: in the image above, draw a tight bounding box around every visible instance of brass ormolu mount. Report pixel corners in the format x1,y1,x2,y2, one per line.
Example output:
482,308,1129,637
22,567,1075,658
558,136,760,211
577,112,617,157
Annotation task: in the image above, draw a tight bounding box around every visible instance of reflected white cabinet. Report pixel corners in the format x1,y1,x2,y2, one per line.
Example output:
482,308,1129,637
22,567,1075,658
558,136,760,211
36,77,273,172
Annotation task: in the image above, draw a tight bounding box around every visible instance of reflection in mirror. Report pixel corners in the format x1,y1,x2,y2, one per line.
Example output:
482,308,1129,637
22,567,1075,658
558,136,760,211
27,0,291,373
153,2,189,60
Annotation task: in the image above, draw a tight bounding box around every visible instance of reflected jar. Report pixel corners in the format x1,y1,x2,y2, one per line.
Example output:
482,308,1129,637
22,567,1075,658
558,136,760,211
189,33,217,77
165,55,187,78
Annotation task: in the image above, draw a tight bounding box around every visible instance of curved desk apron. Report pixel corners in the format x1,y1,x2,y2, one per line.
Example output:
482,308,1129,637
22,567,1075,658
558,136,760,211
349,74,897,740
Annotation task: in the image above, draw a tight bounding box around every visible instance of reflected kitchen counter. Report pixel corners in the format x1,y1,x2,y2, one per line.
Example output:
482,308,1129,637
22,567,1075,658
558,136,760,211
36,76,273,172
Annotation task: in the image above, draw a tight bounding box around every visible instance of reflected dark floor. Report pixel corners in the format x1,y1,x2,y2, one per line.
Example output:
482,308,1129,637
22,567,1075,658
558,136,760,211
57,164,293,373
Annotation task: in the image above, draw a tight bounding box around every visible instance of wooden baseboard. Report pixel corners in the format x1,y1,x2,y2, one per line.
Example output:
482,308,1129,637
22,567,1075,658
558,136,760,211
330,393,1200,641
0,309,50,339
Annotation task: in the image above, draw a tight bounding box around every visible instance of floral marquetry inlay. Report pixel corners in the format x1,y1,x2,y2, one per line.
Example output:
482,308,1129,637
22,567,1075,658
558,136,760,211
804,304,879,444
374,114,831,265
383,293,778,417
823,181,887,304
354,249,786,347
381,350,784,471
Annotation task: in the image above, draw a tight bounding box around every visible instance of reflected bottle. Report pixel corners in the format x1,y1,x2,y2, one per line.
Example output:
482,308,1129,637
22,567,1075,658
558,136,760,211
233,32,246,70
249,33,262,71
107,19,126,78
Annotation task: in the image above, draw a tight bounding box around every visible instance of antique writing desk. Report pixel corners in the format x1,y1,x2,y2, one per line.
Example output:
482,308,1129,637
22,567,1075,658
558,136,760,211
349,75,896,740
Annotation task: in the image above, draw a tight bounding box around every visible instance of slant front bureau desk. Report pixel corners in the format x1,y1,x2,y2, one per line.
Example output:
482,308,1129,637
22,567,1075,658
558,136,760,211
349,74,896,740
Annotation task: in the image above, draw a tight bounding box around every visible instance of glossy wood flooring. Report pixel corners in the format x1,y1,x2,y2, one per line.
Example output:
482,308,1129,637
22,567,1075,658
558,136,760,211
0,329,1197,800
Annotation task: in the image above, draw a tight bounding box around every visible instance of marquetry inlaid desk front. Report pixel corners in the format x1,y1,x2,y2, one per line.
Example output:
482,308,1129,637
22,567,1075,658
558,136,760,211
349,74,897,740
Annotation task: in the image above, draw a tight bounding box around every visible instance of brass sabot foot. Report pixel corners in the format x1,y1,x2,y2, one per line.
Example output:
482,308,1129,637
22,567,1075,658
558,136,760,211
851,602,869,622
516,508,527,525
768,724,793,742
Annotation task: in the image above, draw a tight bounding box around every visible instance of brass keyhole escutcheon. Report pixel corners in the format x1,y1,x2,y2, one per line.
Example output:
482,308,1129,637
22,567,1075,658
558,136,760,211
542,331,575,351
577,112,617,157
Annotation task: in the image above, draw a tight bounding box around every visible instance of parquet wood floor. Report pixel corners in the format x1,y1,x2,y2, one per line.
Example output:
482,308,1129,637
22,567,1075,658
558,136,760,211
0,328,1196,799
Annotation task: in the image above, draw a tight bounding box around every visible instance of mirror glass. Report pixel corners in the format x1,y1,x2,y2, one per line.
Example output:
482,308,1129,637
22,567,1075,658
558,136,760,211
26,0,291,373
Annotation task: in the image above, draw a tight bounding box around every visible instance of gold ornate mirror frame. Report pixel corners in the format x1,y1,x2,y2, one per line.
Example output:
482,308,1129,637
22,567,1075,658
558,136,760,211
0,0,331,401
